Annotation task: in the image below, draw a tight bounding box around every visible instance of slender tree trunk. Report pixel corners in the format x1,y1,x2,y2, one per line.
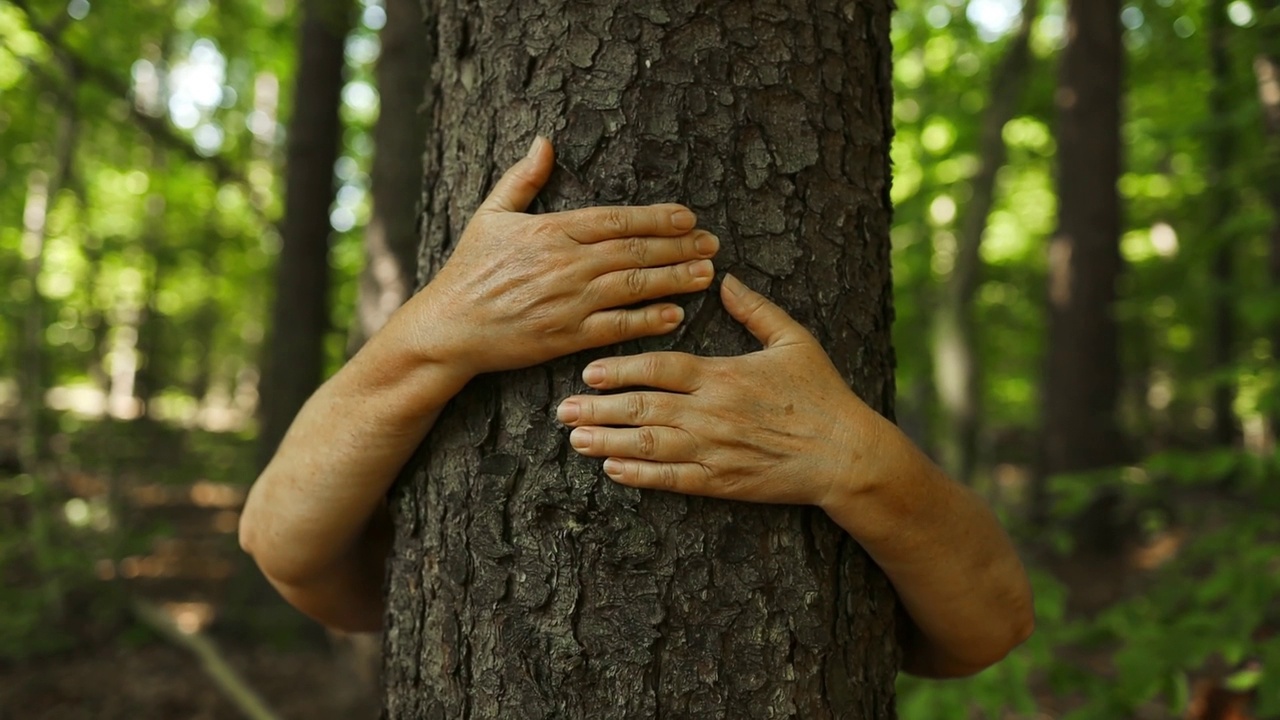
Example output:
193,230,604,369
133,188,168,415
348,0,429,354
384,2,900,717
1255,0,1280,447
1207,0,1242,449
257,0,354,468
1038,0,1127,522
931,0,1038,484
19,106,77,469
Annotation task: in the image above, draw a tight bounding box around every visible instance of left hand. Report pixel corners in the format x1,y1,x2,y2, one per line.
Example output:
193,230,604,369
556,274,882,507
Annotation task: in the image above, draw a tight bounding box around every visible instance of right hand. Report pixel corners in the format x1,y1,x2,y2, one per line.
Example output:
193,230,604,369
418,136,719,375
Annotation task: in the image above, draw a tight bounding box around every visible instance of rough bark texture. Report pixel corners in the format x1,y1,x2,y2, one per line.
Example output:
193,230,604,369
257,0,354,469
1040,0,1126,493
349,0,430,353
931,0,1037,484
383,1,900,718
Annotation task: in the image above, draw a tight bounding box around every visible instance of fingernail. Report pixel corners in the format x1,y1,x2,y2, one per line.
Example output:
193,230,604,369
526,135,544,158
690,259,714,279
671,209,696,231
695,233,719,256
603,459,624,478
557,401,580,423
583,365,605,385
570,428,592,449
661,305,685,324
723,273,747,297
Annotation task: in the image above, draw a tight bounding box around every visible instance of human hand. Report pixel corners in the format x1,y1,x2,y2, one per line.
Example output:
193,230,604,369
417,137,719,375
555,274,881,508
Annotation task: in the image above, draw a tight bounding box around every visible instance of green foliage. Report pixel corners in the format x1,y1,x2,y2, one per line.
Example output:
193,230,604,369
900,445,1280,718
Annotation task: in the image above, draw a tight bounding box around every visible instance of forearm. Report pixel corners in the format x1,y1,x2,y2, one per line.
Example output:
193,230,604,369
239,300,471,598
821,404,1034,678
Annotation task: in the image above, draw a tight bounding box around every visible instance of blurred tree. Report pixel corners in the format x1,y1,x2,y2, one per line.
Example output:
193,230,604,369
382,1,900,717
18,101,76,468
1257,0,1280,445
931,0,1039,484
348,0,428,353
1039,0,1128,522
1206,0,1242,450
257,0,354,468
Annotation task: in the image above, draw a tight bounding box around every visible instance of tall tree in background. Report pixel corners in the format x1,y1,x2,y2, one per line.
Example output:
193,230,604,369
1257,0,1280,444
931,0,1038,484
1207,0,1242,449
257,0,354,468
348,0,429,352
382,1,900,716
1039,0,1126,518
18,103,77,470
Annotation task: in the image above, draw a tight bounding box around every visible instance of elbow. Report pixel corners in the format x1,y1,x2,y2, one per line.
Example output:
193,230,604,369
236,505,300,586
915,601,1036,679
964,597,1037,676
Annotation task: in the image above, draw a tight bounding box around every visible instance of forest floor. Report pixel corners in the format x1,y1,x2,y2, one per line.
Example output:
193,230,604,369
0,415,381,720
0,643,378,720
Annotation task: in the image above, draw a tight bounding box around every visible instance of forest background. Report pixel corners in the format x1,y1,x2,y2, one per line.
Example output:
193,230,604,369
0,0,1278,718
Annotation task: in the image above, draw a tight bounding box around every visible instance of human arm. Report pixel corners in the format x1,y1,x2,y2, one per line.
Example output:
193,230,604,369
555,274,1034,678
238,137,721,631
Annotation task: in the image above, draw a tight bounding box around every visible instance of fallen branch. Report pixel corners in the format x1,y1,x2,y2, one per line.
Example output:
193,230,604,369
131,599,284,720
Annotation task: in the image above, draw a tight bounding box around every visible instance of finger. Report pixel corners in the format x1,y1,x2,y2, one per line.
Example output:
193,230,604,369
720,274,809,348
555,203,697,244
568,426,697,461
579,304,685,347
590,260,715,308
477,136,554,214
556,391,683,428
593,230,719,272
601,459,713,496
580,352,703,393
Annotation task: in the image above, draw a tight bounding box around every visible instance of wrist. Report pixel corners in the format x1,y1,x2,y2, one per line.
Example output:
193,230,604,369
347,299,476,416
394,286,481,384
816,393,892,516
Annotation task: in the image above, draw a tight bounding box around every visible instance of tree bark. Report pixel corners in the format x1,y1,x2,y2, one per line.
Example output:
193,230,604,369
348,0,430,354
1039,0,1127,512
384,1,900,718
931,0,1038,484
257,0,354,468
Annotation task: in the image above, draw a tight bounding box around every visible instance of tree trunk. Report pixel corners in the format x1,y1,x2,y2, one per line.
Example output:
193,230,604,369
348,0,429,354
19,104,77,470
1039,0,1127,519
931,0,1038,484
1207,0,1242,449
384,2,900,718
257,0,354,468
1255,0,1280,447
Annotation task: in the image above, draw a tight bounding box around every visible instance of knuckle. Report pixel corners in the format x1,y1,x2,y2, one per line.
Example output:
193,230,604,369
641,355,664,382
624,268,647,296
625,393,649,421
637,428,658,457
604,207,629,234
530,217,561,240
613,311,633,339
625,236,648,265
658,463,680,491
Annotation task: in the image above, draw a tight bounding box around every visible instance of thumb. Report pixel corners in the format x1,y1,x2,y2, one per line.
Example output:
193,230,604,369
478,136,554,214
721,274,808,348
